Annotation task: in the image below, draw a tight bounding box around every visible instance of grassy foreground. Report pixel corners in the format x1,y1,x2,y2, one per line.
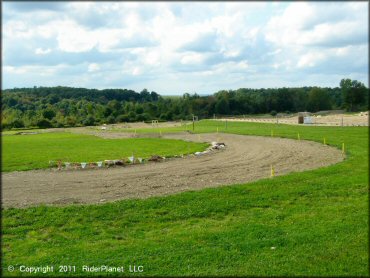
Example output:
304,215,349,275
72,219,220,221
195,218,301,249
2,121,368,276
1,132,208,172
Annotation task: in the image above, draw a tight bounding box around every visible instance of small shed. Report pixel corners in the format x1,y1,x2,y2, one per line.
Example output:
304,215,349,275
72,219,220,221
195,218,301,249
298,112,311,124
303,116,313,124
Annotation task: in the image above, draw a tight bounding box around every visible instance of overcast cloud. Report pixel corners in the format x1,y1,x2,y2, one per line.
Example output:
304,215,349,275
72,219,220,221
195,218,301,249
2,1,368,94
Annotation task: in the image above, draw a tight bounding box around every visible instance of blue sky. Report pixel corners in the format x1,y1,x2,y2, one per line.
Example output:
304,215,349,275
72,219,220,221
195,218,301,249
2,1,368,95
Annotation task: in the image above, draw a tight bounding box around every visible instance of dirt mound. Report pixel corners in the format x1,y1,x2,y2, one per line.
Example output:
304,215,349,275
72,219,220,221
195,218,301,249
2,133,344,208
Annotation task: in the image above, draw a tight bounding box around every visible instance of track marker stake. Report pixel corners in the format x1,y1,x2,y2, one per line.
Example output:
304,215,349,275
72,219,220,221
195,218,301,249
270,165,275,177
323,137,326,145
342,143,345,154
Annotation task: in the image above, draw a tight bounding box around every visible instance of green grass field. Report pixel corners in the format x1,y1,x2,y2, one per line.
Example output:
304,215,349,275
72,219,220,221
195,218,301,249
1,132,208,172
2,121,368,276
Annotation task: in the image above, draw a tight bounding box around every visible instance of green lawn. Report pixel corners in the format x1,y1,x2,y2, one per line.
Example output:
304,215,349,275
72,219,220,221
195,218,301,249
1,132,208,172
2,121,368,276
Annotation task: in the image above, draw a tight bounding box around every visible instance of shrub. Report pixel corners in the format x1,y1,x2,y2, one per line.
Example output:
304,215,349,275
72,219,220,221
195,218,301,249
10,119,25,128
116,114,129,123
36,118,53,129
83,115,96,126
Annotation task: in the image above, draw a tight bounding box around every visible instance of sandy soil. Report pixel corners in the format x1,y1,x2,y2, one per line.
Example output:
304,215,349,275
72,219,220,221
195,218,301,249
216,112,369,126
2,132,344,208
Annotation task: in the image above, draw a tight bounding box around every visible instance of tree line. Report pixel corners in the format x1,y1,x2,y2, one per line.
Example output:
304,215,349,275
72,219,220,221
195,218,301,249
2,79,368,130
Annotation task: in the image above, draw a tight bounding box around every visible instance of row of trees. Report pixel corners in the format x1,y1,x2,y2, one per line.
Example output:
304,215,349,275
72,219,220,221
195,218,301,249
2,79,368,130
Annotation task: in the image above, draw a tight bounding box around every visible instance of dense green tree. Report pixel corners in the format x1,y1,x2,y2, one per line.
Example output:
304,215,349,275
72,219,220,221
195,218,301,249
292,88,308,112
276,88,294,112
10,119,25,128
340,79,368,111
6,97,18,107
116,114,129,123
215,97,230,115
2,81,367,130
307,87,332,112
135,104,144,114
83,115,96,126
42,109,56,120
103,107,113,117
136,113,150,121
127,111,136,122
106,115,116,124
65,116,77,127
159,113,168,121
36,118,52,129
270,110,277,116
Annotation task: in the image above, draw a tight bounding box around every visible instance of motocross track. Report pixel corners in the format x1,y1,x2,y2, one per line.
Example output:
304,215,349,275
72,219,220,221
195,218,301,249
2,132,344,208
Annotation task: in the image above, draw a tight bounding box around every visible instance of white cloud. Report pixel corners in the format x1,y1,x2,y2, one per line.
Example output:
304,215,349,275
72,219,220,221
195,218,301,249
132,67,141,76
297,52,326,68
265,2,367,47
144,51,161,66
87,63,100,72
4,20,35,39
4,65,28,74
35,48,51,55
55,20,97,53
2,2,369,92
180,53,204,65
95,29,123,52
4,64,63,75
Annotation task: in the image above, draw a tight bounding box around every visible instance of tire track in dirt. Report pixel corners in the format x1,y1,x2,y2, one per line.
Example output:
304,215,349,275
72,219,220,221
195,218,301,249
2,133,344,208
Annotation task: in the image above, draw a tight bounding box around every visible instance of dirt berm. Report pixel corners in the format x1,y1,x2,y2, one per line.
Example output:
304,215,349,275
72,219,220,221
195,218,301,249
2,133,344,208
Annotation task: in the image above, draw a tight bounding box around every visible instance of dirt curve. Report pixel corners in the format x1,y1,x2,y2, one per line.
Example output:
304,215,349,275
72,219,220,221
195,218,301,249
2,132,344,208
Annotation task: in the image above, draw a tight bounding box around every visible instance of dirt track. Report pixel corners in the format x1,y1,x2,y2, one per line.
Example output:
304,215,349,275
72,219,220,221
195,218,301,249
216,112,369,126
2,133,344,208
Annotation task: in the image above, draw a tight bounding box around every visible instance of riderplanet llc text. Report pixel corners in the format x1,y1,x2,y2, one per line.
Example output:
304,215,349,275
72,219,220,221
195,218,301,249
6,264,144,274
